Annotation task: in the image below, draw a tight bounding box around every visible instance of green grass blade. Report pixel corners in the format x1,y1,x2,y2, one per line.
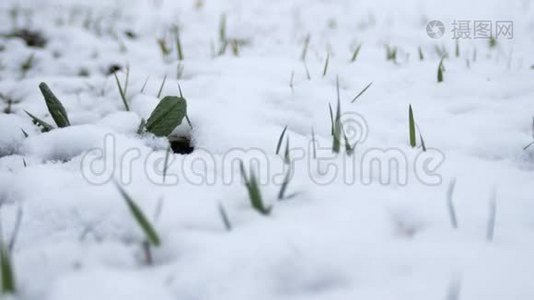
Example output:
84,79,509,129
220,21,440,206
0,245,15,294
409,105,416,148
157,38,170,56
332,91,342,153
39,82,70,127
247,170,270,215
114,72,130,111
140,76,150,93
350,44,362,62
300,34,310,61
437,57,444,83
419,132,427,151
115,183,161,246
277,168,292,200
275,125,288,155
240,162,270,215
24,110,53,132
343,126,355,155
446,179,458,229
157,75,167,99
328,103,334,136
351,82,372,103
218,203,232,231
418,46,424,61
174,26,184,61
487,188,497,242
284,136,290,164
219,14,227,43
322,52,329,77
311,127,317,159
163,145,171,184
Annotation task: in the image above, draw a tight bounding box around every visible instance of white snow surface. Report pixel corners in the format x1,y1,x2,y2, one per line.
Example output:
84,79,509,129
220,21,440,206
1,0,534,299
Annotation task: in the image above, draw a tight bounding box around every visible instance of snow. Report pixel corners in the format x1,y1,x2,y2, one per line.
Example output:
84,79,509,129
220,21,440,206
1,0,534,299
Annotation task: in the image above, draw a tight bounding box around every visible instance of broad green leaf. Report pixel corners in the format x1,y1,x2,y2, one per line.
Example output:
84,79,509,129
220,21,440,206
146,96,187,137
115,183,161,247
39,82,70,127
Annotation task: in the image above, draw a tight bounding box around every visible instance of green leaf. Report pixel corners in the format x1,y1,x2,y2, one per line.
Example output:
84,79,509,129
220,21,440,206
409,105,416,148
351,82,373,103
284,136,290,164
350,44,362,62
240,161,270,215
24,110,54,132
0,244,15,294
322,52,329,77
218,202,232,231
114,72,130,111
39,82,70,127
247,170,270,215
277,168,292,200
418,46,424,61
437,58,444,83
115,183,161,247
146,96,187,137
275,125,288,155
332,91,342,153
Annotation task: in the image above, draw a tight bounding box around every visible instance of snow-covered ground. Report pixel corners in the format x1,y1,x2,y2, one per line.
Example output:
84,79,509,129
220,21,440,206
1,0,534,299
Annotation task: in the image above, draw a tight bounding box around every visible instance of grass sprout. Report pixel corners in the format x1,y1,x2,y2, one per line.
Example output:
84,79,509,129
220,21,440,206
239,161,271,215
386,45,397,62
332,78,342,153
322,52,329,77
115,183,161,247
446,178,458,229
173,25,184,61
350,44,362,62
487,188,497,242
278,167,293,200
300,34,310,61
437,57,445,83
0,244,15,295
25,110,53,132
351,82,372,103
218,203,232,231
522,117,534,150
39,82,71,127
409,105,416,148
418,46,424,61
157,75,167,99
114,71,130,111
275,125,288,155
